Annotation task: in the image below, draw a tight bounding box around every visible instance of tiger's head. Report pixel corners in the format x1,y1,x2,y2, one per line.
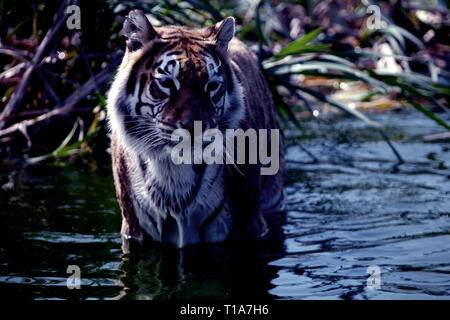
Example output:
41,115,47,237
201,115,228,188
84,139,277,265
108,10,244,157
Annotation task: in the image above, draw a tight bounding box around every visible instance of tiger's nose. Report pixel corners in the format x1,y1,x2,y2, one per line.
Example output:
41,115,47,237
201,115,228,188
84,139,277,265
158,115,194,131
155,114,182,128
156,109,216,133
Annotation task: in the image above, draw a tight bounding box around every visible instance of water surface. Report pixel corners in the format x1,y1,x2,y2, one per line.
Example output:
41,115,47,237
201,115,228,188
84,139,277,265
1,110,449,299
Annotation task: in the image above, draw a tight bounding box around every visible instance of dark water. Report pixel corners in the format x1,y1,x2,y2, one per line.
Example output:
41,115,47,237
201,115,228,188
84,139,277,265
0,111,449,300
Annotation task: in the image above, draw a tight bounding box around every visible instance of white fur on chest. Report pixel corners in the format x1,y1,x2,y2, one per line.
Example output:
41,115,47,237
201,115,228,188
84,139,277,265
124,146,230,246
129,150,196,217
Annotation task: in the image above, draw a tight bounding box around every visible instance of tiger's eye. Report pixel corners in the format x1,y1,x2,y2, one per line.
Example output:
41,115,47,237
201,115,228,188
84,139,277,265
207,81,220,92
159,78,175,91
149,81,167,99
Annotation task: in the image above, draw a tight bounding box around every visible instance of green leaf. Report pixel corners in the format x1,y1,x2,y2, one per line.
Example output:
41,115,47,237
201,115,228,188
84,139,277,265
272,28,324,59
52,120,79,155
96,92,107,109
278,44,331,58
26,122,102,164
432,84,450,96
406,98,450,131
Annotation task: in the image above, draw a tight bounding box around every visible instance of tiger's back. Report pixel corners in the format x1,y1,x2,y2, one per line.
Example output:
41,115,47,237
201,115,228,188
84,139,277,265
107,10,284,248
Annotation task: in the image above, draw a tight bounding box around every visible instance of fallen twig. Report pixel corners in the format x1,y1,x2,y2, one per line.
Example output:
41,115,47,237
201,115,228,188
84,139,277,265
37,69,61,104
0,53,122,141
1,109,50,120
0,62,27,83
423,131,450,142
0,45,33,62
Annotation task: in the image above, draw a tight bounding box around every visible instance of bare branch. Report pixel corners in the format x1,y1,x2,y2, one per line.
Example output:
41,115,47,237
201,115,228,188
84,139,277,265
0,62,27,83
37,69,61,104
0,53,122,140
0,0,71,129
0,45,33,62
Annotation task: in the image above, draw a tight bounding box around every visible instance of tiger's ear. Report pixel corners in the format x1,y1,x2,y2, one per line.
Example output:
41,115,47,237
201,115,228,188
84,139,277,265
123,10,159,52
209,17,235,53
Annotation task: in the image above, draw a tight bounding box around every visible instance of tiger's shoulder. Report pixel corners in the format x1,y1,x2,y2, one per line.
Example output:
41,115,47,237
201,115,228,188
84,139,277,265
226,38,277,130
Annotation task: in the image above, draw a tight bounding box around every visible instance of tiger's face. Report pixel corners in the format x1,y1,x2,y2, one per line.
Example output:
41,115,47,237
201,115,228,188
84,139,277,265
111,10,238,155
129,47,227,130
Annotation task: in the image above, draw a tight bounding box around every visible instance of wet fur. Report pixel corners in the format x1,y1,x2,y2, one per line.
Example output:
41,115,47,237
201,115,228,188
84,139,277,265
107,10,284,247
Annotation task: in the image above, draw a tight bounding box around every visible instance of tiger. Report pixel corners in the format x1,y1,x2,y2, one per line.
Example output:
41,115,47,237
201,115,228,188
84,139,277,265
107,10,285,248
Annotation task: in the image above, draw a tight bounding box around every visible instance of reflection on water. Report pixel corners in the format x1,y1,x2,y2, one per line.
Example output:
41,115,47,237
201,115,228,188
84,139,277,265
115,230,284,300
0,111,449,299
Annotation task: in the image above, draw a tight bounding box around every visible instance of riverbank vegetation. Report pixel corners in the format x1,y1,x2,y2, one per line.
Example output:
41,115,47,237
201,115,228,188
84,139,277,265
0,0,449,164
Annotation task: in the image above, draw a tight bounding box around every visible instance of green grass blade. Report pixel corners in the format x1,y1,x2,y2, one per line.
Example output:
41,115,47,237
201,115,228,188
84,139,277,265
406,98,450,131
52,120,79,155
272,28,323,59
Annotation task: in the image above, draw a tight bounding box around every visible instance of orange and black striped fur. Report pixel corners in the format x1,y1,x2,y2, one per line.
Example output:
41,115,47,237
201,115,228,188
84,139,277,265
107,10,284,248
